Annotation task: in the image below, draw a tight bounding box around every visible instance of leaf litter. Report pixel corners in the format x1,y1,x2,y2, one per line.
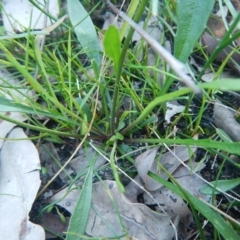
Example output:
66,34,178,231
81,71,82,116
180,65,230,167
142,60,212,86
48,143,209,239
0,128,44,239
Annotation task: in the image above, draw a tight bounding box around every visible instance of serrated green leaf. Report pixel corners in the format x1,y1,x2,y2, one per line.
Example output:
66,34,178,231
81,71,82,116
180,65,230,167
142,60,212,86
174,0,214,62
200,178,240,195
103,25,121,71
67,0,101,67
66,158,95,240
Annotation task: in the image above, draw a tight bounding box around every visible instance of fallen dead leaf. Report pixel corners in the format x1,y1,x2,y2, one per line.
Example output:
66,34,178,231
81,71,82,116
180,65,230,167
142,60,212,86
40,212,69,239
39,143,73,184
135,145,197,191
201,13,240,74
173,161,211,202
69,145,107,175
201,71,233,82
143,187,192,234
0,66,34,148
134,147,160,191
2,0,59,34
165,101,186,124
214,98,240,141
50,181,176,240
0,128,44,239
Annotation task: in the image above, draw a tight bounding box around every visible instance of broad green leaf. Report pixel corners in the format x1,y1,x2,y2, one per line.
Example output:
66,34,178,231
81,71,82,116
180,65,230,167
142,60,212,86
200,178,240,195
174,0,214,62
66,158,95,240
103,25,121,71
67,0,101,67
149,172,240,240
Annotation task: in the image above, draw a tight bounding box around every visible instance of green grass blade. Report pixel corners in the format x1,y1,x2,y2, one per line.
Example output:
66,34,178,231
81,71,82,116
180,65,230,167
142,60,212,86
121,80,240,134
119,0,139,41
67,0,101,68
200,178,240,195
174,0,214,62
149,172,240,240
133,138,240,157
0,96,76,123
66,159,95,240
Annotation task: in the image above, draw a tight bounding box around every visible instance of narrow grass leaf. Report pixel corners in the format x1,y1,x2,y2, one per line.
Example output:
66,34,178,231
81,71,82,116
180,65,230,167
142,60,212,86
119,0,139,41
200,79,240,91
149,172,240,240
103,25,121,71
134,138,240,157
174,0,214,62
66,159,95,240
67,0,101,67
0,96,72,122
200,178,240,195
216,128,233,143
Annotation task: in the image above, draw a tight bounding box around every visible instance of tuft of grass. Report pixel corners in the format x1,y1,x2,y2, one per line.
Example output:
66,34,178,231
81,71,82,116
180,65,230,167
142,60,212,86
1,0,240,239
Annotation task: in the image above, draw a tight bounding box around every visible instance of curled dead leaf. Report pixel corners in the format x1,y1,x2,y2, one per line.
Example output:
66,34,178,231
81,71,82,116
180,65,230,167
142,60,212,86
214,98,240,141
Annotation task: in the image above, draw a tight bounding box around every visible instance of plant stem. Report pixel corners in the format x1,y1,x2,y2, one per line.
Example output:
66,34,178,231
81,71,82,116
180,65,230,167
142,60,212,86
108,0,148,135
121,87,191,134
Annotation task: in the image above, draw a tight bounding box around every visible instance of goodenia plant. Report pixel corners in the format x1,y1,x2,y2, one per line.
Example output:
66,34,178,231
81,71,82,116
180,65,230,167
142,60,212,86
105,0,201,94
174,0,215,63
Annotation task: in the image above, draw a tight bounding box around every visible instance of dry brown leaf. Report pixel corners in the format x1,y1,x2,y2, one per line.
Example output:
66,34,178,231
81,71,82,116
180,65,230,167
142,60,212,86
134,147,159,191
0,128,44,239
165,101,186,124
214,98,240,141
143,187,192,234
87,181,175,239
40,212,69,239
69,146,107,175
201,71,233,82
173,161,211,202
2,0,59,34
0,66,34,148
135,145,197,191
50,181,176,240
143,161,208,235
39,143,73,183
201,14,240,73
49,185,80,214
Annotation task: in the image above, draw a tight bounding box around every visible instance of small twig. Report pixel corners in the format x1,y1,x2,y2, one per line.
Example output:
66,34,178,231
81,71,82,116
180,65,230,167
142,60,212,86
105,0,201,94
